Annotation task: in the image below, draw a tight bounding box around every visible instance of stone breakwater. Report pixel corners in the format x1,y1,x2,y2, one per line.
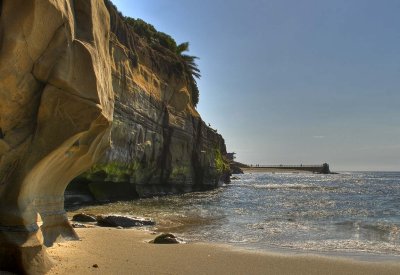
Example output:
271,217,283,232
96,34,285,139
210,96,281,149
0,0,229,273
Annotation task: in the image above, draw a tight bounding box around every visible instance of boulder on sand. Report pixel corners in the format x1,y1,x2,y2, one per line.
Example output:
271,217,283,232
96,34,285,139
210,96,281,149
152,233,181,244
72,213,97,223
96,215,155,228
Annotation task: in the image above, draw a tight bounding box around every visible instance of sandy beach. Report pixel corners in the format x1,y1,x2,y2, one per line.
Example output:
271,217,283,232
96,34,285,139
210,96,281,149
47,227,400,275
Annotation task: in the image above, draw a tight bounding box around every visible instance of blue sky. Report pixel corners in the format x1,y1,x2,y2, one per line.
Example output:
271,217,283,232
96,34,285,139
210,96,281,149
112,0,400,171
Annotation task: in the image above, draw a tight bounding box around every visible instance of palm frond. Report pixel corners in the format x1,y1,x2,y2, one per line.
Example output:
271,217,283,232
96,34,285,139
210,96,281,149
177,42,190,54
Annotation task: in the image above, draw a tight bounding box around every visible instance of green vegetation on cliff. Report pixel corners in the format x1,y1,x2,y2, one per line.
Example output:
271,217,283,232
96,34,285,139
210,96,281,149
119,11,201,107
82,161,154,184
123,17,178,53
215,149,230,174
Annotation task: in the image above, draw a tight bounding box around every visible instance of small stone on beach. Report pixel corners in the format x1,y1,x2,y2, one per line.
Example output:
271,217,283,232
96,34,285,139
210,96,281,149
152,233,181,244
71,222,87,228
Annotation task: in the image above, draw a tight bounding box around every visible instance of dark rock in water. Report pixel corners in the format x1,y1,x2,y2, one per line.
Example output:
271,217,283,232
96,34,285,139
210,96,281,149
96,215,155,228
72,213,97,223
230,161,247,174
230,176,240,180
152,233,180,244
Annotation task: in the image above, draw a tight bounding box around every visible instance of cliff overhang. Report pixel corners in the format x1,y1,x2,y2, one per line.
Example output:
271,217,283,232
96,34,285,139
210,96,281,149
0,0,229,273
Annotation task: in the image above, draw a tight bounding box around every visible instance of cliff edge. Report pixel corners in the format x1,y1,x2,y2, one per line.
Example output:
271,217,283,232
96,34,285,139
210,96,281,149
66,1,230,202
0,0,228,273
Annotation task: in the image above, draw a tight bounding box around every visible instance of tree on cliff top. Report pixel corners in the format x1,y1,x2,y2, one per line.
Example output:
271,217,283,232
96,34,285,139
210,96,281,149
176,42,200,78
177,42,189,54
177,42,201,107
124,17,178,54
123,16,201,107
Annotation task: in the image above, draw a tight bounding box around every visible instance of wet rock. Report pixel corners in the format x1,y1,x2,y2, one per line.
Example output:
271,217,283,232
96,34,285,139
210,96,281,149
72,213,97,223
230,162,245,174
71,223,88,228
96,215,155,228
152,233,180,244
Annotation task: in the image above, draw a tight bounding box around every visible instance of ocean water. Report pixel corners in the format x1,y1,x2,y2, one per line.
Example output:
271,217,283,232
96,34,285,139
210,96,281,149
74,172,400,259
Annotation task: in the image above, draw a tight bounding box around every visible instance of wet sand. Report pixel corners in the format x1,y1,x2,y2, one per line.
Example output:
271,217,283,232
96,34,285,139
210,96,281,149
47,227,400,275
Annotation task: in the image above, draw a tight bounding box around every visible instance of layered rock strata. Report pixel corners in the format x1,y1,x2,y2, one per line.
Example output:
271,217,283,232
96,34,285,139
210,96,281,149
66,1,229,202
0,0,229,273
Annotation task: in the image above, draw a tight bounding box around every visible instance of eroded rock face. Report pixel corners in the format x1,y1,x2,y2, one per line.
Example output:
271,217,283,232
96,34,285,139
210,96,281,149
66,2,230,202
0,0,113,273
0,0,229,273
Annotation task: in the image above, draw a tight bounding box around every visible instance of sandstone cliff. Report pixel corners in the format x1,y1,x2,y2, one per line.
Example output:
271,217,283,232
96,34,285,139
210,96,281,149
66,1,230,202
0,0,228,273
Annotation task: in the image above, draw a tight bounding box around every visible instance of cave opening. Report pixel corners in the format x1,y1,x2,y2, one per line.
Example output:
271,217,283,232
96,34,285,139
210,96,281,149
65,174,140,208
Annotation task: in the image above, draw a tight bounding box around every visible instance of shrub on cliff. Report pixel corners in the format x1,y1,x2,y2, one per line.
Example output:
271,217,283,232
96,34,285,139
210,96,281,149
124,17,178,53
190,81,199,107
123,16,201,107
215,149,230,174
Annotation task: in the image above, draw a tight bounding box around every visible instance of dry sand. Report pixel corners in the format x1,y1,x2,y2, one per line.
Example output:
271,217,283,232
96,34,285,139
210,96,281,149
47,227,400,275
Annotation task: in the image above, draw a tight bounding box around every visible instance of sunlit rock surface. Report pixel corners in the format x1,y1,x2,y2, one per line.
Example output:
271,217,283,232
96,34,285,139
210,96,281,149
0,0,229,273
0,0,113,273
66,2,230,202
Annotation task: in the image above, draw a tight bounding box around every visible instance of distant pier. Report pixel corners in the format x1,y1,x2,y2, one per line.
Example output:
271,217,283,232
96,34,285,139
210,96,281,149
245,163,331,174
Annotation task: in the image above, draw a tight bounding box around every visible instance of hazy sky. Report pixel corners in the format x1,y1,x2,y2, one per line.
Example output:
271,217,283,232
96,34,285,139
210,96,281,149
112,0,400,171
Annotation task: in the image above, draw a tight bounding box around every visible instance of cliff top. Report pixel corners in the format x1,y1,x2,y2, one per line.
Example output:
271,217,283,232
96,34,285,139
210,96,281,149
105,0,201,113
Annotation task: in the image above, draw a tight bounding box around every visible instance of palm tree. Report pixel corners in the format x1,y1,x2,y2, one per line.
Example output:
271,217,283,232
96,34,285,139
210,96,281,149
176,42,201,106
177,42,201,79
181,54,201,79
176,42,189,55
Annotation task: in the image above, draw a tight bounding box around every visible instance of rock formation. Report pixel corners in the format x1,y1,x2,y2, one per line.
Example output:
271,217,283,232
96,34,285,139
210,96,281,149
0,0,113,273
65,1,230,202
0,0,229,274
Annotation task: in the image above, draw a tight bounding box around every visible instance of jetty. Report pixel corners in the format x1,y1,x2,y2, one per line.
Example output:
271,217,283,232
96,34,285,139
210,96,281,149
244,163,331,174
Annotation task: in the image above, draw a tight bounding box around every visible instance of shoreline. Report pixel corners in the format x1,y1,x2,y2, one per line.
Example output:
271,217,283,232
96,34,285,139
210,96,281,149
47,227,400,275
